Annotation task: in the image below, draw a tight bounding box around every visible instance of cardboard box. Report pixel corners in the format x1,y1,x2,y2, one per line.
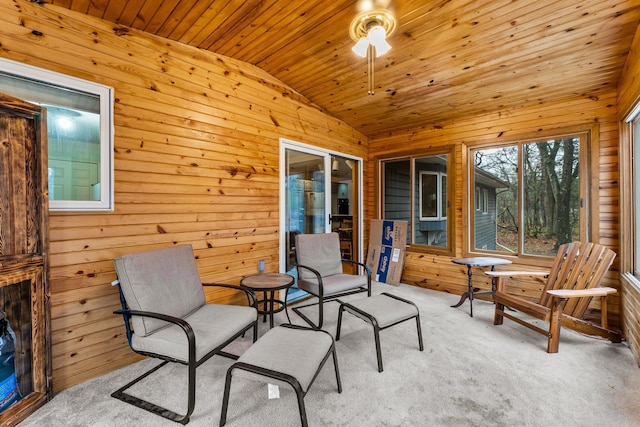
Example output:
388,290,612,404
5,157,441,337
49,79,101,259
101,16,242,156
368,219,408,248
366,220,408,286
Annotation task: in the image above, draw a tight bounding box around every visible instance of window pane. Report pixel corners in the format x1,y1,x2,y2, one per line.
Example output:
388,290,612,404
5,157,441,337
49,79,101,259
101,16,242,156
522,138,580,256
420,172,438,218
635,119,640,275
45,104,101,201
0,58,113,211
473,147,516,253
441,174,447,218
414,155,447,247
383,159,411,245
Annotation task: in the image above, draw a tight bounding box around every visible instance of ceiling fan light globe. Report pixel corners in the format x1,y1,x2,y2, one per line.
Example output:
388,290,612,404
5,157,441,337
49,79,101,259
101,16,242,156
352,38,369,57
373,39,391,56
368,26,391,56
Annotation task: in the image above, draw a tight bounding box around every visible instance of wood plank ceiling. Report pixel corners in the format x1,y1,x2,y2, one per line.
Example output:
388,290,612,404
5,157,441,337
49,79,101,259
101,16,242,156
50,0,640,137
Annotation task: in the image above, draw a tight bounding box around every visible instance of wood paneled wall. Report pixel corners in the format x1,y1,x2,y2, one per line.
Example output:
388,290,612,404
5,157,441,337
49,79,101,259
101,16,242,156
617,24,640,367
0,0,368,392
367,93,623,329
0,0,638,393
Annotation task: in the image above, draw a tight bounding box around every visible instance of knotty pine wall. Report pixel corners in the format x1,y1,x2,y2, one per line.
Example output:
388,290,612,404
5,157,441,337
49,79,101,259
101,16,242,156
617,23,640,367
2,0,638,393
368,92,625,346
0,1,368,392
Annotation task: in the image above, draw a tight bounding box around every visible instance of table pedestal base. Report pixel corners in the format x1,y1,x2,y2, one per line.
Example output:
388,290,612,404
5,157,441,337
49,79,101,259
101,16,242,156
450,257,512,317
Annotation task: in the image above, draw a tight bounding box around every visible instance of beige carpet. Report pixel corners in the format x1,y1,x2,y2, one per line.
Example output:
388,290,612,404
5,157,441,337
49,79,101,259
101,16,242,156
21,282,640,426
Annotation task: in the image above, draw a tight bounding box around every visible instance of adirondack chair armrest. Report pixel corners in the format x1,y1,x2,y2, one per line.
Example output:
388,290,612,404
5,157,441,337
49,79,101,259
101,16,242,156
485,271,549,277
485,270,550,292
546,287,617,299
547,287,617,330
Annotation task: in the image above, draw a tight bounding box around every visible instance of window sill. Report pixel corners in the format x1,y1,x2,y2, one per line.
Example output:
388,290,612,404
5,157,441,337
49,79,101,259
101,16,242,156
620,272,640,293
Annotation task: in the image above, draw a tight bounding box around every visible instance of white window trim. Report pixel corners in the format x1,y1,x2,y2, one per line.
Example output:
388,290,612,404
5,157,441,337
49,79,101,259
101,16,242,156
622,101,640,284
469,130,590,258
0,57,114,211
482,188,489,214
419,171,446,221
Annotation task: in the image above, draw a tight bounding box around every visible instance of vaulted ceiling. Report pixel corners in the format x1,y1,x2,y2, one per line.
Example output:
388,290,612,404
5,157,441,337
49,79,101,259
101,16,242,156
52,0,640,137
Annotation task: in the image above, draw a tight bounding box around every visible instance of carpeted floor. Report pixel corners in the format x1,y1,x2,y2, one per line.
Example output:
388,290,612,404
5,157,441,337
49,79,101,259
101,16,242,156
20,282,640,426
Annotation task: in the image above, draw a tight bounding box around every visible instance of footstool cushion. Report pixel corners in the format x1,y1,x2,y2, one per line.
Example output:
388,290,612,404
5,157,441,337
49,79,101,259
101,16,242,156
336,292,424,372
219,324,342,427
234,325,333,392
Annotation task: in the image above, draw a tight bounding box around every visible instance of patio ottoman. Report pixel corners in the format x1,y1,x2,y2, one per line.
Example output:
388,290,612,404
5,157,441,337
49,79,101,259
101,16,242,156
220,324,342,427
336,292,424,372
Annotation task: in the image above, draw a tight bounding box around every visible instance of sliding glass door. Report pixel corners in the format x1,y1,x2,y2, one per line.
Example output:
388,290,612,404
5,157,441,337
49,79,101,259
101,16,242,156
280,139,362,301
284,147,330,272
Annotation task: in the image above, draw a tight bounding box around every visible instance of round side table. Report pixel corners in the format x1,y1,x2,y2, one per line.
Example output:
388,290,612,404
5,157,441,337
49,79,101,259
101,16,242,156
240,273,294,328
451,257,512,317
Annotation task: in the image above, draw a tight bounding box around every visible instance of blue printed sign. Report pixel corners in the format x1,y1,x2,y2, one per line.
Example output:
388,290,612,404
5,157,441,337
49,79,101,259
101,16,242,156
376,246,392,283
381,220,395,246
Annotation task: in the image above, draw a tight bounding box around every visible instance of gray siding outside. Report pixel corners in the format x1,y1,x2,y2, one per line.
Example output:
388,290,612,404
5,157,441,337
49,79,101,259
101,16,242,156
474,184,498,250
383,161,411,244
384,161,500,250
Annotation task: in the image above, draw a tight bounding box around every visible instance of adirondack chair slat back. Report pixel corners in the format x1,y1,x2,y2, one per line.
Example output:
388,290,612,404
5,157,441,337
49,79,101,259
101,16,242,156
538,241,616,318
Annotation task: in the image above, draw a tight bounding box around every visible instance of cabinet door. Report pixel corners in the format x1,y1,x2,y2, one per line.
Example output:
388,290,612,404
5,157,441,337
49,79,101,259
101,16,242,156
0,93,51,426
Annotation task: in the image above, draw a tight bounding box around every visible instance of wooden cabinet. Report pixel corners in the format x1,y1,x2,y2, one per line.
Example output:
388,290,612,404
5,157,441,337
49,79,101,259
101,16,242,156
0,94,51,426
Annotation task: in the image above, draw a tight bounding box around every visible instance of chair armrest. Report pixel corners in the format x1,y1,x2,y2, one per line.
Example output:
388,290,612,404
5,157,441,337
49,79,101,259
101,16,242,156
297,264,322,280
342,259,372,277
485,270,549,293
547,287,617,299
114,308,191,328
202,282,258,308
296,264,324,294
485,271,549,278
113,309,196,358
547,287,617,331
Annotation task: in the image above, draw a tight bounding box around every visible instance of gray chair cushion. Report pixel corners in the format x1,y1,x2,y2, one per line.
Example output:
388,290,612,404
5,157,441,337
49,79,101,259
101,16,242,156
298,273,368,297
131,303,258,362
295,233,343,279
114,244,205,337
343,294,418,328
233,326,333,392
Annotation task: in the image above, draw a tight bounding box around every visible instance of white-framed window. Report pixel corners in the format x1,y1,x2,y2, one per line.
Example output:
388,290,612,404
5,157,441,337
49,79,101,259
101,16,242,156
0,58,114,211
470,131,591,257
419,171,447,221
621,104,640,279
379,150,453,252
634,117,640,276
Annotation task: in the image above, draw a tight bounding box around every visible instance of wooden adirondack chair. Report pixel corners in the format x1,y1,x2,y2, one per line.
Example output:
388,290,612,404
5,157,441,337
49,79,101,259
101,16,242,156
486,241,621,353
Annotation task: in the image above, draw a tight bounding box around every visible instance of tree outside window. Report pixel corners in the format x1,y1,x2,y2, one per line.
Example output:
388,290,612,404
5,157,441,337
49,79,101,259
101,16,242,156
471,135,587,257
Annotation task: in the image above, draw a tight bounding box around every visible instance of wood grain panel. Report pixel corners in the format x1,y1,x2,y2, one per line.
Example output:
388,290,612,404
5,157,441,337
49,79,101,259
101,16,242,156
617,24,640,367
0,1,368,393
621,276,640,367
24,0,640,136
0,94,50,425
369,93,621,321
0,0,637,394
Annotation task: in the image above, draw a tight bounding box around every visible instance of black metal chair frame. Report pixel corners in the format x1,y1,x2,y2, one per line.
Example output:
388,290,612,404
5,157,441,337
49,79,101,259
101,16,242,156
336,292,424,372
219,324,342,427
292,259,371,329
112,282,258,425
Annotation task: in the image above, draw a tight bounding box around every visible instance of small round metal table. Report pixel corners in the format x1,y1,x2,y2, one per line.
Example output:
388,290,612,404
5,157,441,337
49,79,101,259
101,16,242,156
451,257,512,317
240,273,295,328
